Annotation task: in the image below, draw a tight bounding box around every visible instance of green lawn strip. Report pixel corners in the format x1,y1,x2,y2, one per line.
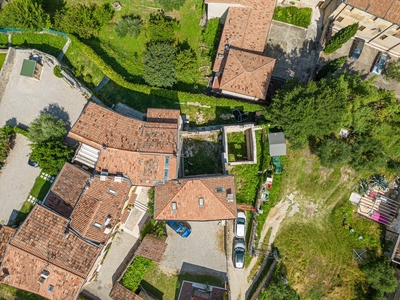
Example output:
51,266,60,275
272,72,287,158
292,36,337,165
0,34,8,49
122,256,154,292
247,256,276,299
141,263,224,300
11,33,67,57
272,6,312,28
227,131,247,162
0,284,45,300
230,128,270,205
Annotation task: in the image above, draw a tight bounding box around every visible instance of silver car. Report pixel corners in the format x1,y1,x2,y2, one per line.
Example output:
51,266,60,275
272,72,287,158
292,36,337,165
233,239,245,269
371,52,388,75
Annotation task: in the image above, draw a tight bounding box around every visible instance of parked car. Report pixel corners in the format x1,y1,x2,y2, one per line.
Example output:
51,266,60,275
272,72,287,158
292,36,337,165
371,52,389,75
166,220,191,238
349,38,365,60
235,211,246,238
233,239,245,269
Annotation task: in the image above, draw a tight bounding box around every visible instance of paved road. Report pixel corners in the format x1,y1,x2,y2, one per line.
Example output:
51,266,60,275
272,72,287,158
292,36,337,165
0,134,40,225
161,221,227,278
0,50,87,129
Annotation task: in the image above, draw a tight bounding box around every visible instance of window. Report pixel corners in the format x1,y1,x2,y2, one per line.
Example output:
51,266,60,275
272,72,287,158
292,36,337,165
48,285,54,293
199,197,204,207
380,34,388,40
108,189,117,195
164,156,170,168
172,202,177,211
372,16,378,21
163,169,169,180
347,5,354,11
359,26,366,31
93,222,102,228
216,187,224,193
337,16,344,22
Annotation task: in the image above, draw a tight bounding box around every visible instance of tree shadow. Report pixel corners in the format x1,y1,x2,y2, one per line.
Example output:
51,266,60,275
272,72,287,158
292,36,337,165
40,103,71,130
140,280,164,299
111,238,141,285
5,117,17,127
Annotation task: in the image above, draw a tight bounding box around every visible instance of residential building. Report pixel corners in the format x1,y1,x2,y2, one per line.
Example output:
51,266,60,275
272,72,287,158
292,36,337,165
0,163,134,300
68,102,182,186
154,175,237,220
322,0,400,57
205,0,277,100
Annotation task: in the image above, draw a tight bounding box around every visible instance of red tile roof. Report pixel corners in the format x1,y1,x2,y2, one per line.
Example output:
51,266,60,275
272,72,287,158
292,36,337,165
44,163,91,218
0,226,15,261
10,205,101,278
135,236,167,262
110,282,144,300
217,48,275,99
96,149,177,187
69,102,180,154
70,175,132,243
347,0,400,24
210,0,276,99
154,176,237,220
1,245,84,300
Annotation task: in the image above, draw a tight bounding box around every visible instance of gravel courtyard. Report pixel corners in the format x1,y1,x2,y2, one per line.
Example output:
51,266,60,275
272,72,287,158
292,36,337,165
0,50,87,129
0,135,40,225
161,221,227,278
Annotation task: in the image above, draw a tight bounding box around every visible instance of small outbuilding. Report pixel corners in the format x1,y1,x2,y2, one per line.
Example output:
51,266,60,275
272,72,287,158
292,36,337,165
268,132,286,156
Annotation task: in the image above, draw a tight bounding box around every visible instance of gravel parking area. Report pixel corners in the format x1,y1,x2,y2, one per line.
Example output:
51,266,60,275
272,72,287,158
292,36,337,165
320,36,400,98
0,50,87,129
0,134,40,225
160,221,227,278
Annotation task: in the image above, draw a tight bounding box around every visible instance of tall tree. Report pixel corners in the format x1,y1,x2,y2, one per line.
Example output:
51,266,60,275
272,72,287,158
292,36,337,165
114,15,142,38
316,56,347,80
385,59,400,83
28,114,67,143
324,23,359,54
143,41,177,88
147,11,175,43
362,258,398,296
316,137,352,168
0,0,50,30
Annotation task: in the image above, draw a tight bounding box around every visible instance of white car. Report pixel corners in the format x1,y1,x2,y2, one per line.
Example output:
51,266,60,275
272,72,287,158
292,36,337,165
235,211,246,238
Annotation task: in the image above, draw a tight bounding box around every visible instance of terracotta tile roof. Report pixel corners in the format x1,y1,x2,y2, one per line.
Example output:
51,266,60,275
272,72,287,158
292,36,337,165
70,175,132,244
147,108,181,124
110,282,144,300
10,205,101,278
347,0,400,24
178,281,227,300
210,0,276,99
0,226,15,261
154,176,237,221
44,163,91,218
217,48,275,99
69,102,179,154
135,236,167,262
96,148,177,187
0,245,84,300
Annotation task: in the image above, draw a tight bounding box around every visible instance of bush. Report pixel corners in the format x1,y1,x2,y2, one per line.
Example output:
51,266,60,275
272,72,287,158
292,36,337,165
28,114,67,143
316,56,347,80
121,256,153,292
272,7,312,28
114,16,142,38
385,59,400,82
147,11,176,43
0,125,15,164
315,137,352,168
154,0,186,12
324,23,359,54
53,65,63,78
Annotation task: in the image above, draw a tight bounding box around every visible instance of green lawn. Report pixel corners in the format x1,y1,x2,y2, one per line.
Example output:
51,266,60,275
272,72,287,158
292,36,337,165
0,284,45,300
141,263,225,300
273,148,383,299
227,132,248,162
11,33,67,57
273,6,312,28
0,34,8,48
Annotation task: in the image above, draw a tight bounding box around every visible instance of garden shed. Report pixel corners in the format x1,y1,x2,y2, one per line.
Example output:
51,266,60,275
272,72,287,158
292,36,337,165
268,132,286,156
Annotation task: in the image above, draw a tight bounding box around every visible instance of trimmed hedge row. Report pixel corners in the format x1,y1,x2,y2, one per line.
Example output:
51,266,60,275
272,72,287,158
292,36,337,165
68,35,265,113
121,256,153,292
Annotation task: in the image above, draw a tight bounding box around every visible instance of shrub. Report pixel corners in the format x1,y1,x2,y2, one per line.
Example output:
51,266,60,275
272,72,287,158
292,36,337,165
28,114,67,143
147,11,176,43
315,137,352,168
316,56,347,80
13,126,28,137
385,59,400,82
324,23,359,54
53,65,63,78
121,256,153,292
114,16,142,38
0,125,15,163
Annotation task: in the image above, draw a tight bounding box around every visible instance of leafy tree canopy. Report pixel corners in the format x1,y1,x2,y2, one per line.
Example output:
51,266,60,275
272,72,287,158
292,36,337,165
114,15,142,38
28,114,67,143
0,0,50,30
316,56,347,80
54,3,114,39
385,59,400,83
362,258,398,296
143,41,177,88
324,23,359,54
260,279,299,300
147,11,176,43
315,137,352,168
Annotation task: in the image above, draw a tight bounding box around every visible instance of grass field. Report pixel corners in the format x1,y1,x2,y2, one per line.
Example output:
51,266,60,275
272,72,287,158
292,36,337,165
227,132,247,162
273,6,312,28
0,53,6,70
0,284,45,300
11,33,67,57
273,148,384,299
0,34,8,48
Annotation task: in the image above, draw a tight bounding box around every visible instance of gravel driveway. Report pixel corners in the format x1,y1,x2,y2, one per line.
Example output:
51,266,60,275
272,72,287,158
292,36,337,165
161,221,227,278
0,134,40,225
0,50,87,129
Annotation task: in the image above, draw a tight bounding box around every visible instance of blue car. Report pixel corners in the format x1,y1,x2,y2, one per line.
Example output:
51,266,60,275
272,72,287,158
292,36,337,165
167,220,191,238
